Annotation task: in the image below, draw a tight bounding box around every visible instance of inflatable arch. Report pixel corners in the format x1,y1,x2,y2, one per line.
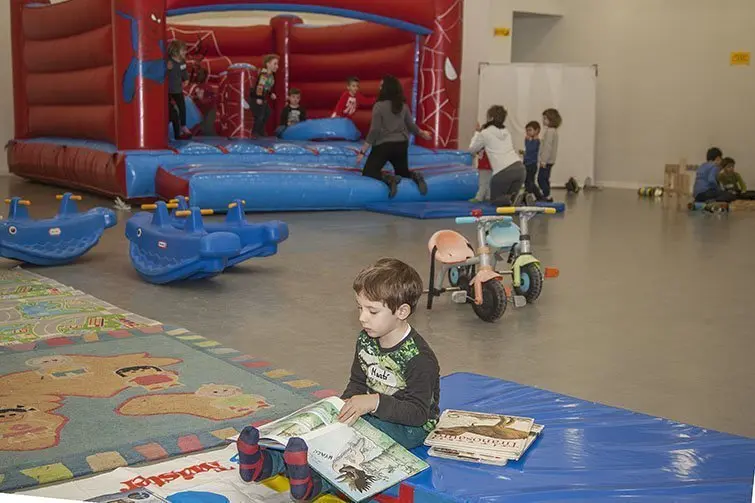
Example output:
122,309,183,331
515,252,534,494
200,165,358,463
8,0,466,202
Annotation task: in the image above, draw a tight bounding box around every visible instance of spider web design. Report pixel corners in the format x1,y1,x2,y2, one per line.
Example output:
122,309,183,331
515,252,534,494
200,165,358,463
418,0,462,149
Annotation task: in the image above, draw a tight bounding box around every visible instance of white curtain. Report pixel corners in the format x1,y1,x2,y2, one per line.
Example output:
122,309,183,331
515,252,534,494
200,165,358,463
478,63,597,187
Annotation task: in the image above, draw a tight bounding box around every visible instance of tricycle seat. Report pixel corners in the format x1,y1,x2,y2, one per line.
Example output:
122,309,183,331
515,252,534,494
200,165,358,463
428,230,474,264
486,220,520,249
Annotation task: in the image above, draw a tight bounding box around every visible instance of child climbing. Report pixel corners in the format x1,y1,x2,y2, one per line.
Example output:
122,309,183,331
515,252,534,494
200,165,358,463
523,121,544,200
718,157,755,200
276,88,307,137
356,75,432,198
190,68,218,136
332,77,375,119
469,105,527,207
251,54,279,137
538,108,562,202
236,258,440,501
166,40,191,139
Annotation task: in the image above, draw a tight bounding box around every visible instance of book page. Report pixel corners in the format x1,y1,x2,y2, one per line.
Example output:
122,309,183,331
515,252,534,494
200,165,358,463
425,410,535,455
257,397,345,447
305,418,429,502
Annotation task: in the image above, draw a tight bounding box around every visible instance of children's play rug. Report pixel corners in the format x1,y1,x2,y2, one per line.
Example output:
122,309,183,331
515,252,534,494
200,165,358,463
0,269,331,492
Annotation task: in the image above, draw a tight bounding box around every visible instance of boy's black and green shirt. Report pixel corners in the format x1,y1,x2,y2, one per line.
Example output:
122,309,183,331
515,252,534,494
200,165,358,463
342,328,440,431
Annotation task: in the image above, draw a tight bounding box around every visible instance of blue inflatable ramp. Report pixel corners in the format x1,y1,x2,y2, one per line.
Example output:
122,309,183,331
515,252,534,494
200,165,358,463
365,201,565,219
389,373,755,503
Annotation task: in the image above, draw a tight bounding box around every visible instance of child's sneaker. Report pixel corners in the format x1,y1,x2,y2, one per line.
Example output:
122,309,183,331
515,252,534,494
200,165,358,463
525,193,537,206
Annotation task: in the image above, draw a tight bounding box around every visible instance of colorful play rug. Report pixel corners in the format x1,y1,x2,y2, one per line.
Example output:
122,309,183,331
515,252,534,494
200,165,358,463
0,270,333,492
0,269,159,346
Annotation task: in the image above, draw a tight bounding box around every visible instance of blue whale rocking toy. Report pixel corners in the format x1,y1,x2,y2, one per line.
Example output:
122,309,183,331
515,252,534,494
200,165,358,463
163,196,289,267
126,202,241,284
0,193,117,266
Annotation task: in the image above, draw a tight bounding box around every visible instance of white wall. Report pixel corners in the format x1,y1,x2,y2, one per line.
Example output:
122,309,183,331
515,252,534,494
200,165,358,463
511,0,755,187
459,0,565,148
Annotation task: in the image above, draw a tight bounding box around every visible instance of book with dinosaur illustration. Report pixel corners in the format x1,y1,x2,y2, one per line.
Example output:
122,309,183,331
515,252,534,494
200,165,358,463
243,397,429,502
425,409,542,461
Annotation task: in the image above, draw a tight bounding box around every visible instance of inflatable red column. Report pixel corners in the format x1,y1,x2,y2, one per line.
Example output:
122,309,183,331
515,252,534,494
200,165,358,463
112,0,168,150
416,0,463,149
9,0,46,139
270,15,303,133
217,64,257,138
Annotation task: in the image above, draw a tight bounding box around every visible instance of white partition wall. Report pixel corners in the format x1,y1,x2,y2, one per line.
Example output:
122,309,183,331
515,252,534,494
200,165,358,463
478,63,597,187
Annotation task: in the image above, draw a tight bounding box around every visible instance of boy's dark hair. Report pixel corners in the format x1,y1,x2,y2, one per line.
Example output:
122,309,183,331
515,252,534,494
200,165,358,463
721,157,735,168
543,108,563,128
347,76,360,85
263,54,280,67
115,366,162,377
167,39,187,58
289,88,301,96
353,258,423,313
706,147,723,162
486,105,507,128
526,121,541,131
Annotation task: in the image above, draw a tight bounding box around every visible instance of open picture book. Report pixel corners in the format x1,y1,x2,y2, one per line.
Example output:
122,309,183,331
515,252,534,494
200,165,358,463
425,409,543,465
243,397,429,502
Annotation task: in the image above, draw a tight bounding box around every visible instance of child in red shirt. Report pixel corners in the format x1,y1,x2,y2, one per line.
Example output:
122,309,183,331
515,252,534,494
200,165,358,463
189,68,218,136
332,77,375,119
470,151,492,202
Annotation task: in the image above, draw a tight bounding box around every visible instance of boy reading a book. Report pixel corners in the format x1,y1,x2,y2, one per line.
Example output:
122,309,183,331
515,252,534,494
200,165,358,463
237,258,440,501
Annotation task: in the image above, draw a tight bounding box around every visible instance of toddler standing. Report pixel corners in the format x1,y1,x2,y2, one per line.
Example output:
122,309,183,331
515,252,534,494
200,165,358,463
538,108,562,202
166,40,191,139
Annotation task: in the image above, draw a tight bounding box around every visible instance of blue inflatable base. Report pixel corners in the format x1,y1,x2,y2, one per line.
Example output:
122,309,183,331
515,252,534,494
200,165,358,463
399,373,755,502
364,201,566,219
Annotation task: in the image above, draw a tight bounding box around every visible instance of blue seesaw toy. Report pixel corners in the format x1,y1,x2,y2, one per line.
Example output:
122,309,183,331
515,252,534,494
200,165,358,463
0,193,117,266
125,202,241,284
164,196,289,267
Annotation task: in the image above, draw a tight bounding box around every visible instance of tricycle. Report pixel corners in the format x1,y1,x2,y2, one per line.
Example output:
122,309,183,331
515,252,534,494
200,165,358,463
426,206,559,322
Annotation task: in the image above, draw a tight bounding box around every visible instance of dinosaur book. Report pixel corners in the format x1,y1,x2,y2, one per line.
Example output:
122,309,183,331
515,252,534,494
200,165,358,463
252,397,429,502
425,410,542,460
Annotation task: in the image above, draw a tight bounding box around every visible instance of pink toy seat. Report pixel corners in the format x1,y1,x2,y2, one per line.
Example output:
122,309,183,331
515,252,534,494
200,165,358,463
428,230,474,264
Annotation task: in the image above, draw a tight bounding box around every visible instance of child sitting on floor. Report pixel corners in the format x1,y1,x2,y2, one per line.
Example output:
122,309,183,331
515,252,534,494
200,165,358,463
236,258,440,502
276,88,307,137
718,157,755,200
332,77,375,119
693,147,732,202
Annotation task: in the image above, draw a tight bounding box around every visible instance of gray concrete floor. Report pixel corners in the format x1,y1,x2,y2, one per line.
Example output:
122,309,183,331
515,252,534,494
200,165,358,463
3,176,753,438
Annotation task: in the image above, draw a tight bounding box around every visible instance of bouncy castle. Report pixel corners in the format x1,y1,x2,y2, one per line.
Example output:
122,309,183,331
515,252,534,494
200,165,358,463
8,0,474,211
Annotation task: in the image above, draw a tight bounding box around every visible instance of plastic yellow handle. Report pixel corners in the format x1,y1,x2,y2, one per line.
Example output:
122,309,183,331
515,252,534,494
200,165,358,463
544,208,557,214
496,207,516,214
56,194,82,201
174,209,214,217
141,203,178,210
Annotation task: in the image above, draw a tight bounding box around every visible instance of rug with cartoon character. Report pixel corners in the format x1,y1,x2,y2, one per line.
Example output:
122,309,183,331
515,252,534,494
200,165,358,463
0,324,331,492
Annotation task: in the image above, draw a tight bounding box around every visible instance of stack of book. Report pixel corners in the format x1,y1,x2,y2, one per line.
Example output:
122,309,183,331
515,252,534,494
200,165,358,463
425,409,543,466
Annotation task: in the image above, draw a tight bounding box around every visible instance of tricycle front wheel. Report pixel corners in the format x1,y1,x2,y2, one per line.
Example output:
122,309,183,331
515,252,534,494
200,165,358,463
471,280,507,322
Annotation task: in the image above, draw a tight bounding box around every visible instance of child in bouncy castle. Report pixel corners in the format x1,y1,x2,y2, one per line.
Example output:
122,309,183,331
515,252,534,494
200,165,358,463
538,108,563,202
276,88,308,137
190,68,218,136
167,40,192,139
251,54,279,137
332,77,376,119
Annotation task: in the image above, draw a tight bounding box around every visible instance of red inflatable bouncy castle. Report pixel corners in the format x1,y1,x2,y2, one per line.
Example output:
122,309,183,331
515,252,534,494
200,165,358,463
8,0,464,199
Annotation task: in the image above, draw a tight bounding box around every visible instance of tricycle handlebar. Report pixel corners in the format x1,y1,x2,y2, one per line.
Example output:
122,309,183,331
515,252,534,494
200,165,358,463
455,215,514,225
497,206,557,215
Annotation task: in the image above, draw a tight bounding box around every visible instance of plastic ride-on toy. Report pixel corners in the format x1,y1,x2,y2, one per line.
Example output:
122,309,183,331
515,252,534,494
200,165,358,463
426,206,559,322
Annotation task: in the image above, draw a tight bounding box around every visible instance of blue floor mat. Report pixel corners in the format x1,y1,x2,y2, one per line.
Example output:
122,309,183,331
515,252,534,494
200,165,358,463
399,373,755,502
364,201,566,219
